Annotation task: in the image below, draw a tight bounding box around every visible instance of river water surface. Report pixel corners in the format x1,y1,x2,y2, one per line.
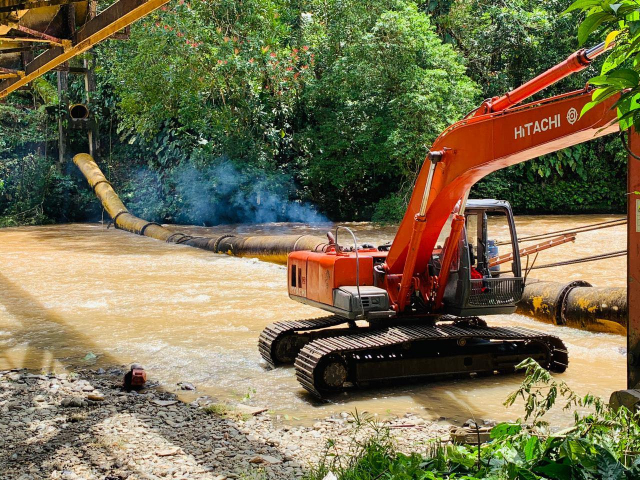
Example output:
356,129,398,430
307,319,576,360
0,215,627,425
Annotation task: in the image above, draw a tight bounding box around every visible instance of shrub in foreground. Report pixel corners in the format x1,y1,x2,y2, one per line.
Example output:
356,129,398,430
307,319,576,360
308,359,640,480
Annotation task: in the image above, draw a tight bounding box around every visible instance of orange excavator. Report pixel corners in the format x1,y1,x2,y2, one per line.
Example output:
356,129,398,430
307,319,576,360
259,42,625,397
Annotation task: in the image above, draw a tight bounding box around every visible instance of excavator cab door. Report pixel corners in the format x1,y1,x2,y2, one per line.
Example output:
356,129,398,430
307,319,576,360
442,199,524,316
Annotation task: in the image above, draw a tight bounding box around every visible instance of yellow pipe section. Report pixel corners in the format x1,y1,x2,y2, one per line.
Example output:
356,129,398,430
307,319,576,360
73,154,328,264
516,280,627,335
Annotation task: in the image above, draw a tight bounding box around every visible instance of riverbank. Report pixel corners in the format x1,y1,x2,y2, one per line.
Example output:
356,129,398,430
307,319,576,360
0,367,453,480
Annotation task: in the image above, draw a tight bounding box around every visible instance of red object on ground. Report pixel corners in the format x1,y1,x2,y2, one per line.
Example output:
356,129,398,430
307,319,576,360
123,364,147,391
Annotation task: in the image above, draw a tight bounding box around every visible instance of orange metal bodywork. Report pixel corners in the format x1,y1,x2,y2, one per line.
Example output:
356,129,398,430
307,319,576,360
294,89,620,314
293,46,623,315
288,250,384,305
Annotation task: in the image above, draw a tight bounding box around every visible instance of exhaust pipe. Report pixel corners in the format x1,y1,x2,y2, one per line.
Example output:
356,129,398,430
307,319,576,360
73,153,328,264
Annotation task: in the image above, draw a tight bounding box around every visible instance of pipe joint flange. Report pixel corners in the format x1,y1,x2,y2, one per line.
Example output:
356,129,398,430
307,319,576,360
112,211,128,230
140,222,162,236
292,235,305,252
166,232,187,244
176,235,197,244
91,179,112,192
212,234,237,253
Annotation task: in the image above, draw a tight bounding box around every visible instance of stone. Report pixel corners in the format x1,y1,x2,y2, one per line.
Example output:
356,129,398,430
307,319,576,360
178,382,196,391
234,404,268,416
249,455,282,465
463,418,481,428
156,447,181,457
152,399,178,407
610,389,640,411
60,398,86,408
81,385,94,392
87,393,105,402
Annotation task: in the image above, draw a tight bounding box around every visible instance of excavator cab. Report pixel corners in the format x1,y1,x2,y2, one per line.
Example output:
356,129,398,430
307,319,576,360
441,199,524,316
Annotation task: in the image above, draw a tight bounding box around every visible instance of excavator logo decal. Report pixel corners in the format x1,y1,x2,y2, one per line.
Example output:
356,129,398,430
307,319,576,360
567,107,579,125
514,113,562,140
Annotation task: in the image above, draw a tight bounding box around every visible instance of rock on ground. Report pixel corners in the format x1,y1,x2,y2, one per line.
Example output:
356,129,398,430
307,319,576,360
0,368,451,479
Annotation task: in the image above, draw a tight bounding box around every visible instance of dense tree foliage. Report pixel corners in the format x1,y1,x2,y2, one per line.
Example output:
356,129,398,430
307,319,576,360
0,0,629,226
564,0,640,132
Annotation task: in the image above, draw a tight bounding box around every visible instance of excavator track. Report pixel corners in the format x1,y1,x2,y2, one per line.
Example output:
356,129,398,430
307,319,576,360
259,316,352,367
294,323,568,398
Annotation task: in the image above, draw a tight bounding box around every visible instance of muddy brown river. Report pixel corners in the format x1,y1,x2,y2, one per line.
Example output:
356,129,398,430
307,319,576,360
0,215,627,425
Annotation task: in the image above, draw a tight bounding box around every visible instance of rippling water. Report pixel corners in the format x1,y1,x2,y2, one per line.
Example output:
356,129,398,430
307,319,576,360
0,215,627,425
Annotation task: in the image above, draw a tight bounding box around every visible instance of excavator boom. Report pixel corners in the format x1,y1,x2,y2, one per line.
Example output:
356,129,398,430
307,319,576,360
385,67,619,283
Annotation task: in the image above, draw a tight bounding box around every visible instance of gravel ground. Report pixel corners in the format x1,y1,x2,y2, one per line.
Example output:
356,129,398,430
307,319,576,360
0,368,455,480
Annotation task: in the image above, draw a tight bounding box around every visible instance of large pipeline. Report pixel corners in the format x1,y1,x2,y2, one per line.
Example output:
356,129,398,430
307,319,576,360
516,280,627,335
75,153,629,334
73,153,328,264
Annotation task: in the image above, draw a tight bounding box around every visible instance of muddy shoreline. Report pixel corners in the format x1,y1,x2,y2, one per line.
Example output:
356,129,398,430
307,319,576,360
0,367,457,479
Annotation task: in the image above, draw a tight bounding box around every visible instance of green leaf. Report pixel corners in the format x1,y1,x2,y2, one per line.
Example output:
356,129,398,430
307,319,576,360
607,68,639,88
518,469,541,480
602,47,630,74
588,74,611,86
524,436,540,461
578,12,616,45
595,446,626,480
490,423,522,439
619,112,634,130
563,0,604,14
609,3,623,15
534,462,572,480
581,86,619,117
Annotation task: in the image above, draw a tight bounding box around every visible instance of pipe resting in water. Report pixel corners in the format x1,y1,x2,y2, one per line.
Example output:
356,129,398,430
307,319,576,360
73,153,329,264
516,280,627,335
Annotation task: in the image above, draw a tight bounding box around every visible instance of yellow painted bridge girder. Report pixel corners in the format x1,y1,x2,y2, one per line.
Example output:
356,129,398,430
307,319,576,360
0,0,169,99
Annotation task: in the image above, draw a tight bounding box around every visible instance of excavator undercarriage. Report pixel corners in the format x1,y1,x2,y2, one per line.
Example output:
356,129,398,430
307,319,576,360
259,315,568,398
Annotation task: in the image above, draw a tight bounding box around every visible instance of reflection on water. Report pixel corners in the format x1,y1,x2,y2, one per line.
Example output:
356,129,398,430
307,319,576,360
0,215,627,425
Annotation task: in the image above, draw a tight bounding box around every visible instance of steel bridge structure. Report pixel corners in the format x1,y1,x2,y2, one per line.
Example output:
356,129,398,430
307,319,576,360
0,0,168,99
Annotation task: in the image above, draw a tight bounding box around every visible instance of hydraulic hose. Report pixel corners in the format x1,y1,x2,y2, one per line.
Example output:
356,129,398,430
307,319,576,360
73,153,328,264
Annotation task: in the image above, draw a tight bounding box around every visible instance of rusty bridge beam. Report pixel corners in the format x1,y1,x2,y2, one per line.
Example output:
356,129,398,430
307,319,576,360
0,0,169,99
0,0,84,13
0,46,33,54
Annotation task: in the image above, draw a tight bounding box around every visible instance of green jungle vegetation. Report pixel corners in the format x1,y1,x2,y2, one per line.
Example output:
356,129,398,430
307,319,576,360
0,0,631,226
306,360,640,480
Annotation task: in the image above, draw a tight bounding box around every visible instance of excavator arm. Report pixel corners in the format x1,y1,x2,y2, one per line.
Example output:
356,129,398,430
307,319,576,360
386,42,620,312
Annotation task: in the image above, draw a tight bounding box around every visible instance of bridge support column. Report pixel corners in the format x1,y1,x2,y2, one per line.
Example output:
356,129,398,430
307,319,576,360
627,129,640,389
610,128,640,410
